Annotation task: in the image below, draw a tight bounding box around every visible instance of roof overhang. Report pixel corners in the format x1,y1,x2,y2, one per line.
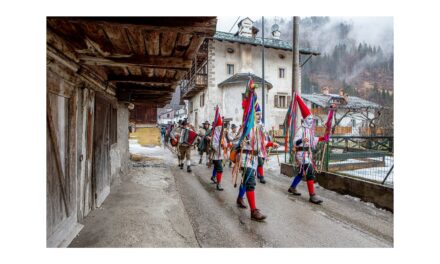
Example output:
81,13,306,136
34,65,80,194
47,17,217,107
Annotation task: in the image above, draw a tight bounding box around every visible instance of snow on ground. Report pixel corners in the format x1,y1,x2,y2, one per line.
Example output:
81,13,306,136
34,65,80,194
339,156,393,185
265,153,394,186
265,154,284,172
340,167,393,185
129,139,164,158
330,159,367,165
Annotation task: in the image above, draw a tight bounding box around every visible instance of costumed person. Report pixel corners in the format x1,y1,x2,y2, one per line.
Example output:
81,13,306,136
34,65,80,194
287,95,332,204
233,79,266,221
210,107,226,191
178,119,197,172
165,123,172,145
197,121,212,165
170,120,183,167
255,110,279,184
227,124,239,168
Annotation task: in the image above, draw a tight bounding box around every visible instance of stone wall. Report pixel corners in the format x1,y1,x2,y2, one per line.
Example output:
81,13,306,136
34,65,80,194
280,163,393,212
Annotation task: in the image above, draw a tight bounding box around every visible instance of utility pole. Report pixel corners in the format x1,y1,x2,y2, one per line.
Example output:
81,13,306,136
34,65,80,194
292,16,300,96
262,16,265,124
292,16,301,134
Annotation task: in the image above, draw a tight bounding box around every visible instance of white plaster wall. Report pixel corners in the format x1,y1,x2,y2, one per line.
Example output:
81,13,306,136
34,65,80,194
204,40,296,131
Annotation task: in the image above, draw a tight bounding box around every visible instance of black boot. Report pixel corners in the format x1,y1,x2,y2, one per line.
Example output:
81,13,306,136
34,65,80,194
251,209,267,221
236,197,247,209
187,165,192,173
309,194,323,204
288,187,301,196
259,177,266,184
216,183,224,191
179,163,184,169
199,158,202,164
210,175,217,184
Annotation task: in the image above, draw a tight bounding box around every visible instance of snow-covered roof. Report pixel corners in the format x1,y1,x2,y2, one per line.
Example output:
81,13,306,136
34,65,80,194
217,73,273,89
302,93,382,109
213,31,319,55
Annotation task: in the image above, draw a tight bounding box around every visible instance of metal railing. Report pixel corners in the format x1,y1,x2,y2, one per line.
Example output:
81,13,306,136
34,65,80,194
272,134,394,187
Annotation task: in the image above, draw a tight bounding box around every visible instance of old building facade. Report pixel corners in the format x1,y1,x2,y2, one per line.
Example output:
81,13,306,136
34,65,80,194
181,17,319,131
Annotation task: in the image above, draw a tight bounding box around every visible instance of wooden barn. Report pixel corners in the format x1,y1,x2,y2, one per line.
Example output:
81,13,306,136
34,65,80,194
46,17,217,247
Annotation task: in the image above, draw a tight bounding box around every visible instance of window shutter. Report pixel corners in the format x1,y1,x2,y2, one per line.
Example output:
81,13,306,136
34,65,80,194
287,96,292,108
274,95,279,108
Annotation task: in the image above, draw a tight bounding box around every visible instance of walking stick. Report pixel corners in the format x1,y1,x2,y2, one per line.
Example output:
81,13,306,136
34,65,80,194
319,142,328,172
233,141,245,188
276,146,280,165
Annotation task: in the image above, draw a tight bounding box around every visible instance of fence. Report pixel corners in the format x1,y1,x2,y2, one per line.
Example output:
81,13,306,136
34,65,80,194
273,134,394,187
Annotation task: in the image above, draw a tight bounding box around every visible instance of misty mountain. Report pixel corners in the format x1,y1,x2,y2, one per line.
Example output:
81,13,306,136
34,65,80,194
254,17,394,107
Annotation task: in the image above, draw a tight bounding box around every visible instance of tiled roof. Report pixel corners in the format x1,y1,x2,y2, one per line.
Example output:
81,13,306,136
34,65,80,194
213,31,319,55
302,93,381,109
217,73,273,89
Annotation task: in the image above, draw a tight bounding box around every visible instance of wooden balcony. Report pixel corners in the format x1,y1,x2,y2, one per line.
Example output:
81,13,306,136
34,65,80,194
311,108,327,116
181,74,207,99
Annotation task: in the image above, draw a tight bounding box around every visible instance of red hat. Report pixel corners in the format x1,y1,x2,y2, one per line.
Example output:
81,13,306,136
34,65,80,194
296,94,311,118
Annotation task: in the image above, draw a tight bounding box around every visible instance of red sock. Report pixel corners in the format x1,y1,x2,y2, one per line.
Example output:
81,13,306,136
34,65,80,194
307,180,315,195
257,166,264,177
246,191,256,210
216,172,222,184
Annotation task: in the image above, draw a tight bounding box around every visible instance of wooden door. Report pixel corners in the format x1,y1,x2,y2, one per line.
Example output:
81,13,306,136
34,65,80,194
77,88,94,219
47,93,70,238
92,95,111,208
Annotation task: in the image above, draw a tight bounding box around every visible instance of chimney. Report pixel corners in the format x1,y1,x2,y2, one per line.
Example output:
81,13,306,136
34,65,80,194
322,87,330,95
237,17,254,38
251,26,259,39
271,24,281,39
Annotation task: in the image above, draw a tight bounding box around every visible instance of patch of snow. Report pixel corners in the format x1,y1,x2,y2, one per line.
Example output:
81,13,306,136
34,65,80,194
330,159,367,165
129,139,164,157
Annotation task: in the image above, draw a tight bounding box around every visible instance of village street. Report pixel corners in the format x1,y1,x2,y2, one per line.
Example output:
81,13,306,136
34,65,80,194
69,142,393,248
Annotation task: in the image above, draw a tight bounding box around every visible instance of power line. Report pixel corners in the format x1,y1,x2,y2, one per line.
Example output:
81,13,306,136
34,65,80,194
228,16,241,33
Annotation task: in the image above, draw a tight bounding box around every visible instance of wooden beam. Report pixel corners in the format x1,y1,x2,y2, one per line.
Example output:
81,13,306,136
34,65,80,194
47,44,117,96
78,55,193,69
124,27,146,55
118,83,174,92
108,75,178,84
184,36,204,59
155,68,167,78
160,32,178,56
144,31,160,56
174,34,192,57
165,69,177,79
104,24,131,53
60,17,217,36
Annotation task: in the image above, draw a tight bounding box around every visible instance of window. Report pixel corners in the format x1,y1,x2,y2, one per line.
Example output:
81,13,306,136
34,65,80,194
227,64,234,75
274,94,291,108
188,101,193,113
280,96,286,108
279,68,285,78
200,93,205,107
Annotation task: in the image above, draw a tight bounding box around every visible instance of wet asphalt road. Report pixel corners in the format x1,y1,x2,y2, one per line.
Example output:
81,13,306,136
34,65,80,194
171,150,393,247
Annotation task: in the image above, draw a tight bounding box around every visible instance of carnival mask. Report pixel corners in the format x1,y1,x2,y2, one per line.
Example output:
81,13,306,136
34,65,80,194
304,115,314,128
